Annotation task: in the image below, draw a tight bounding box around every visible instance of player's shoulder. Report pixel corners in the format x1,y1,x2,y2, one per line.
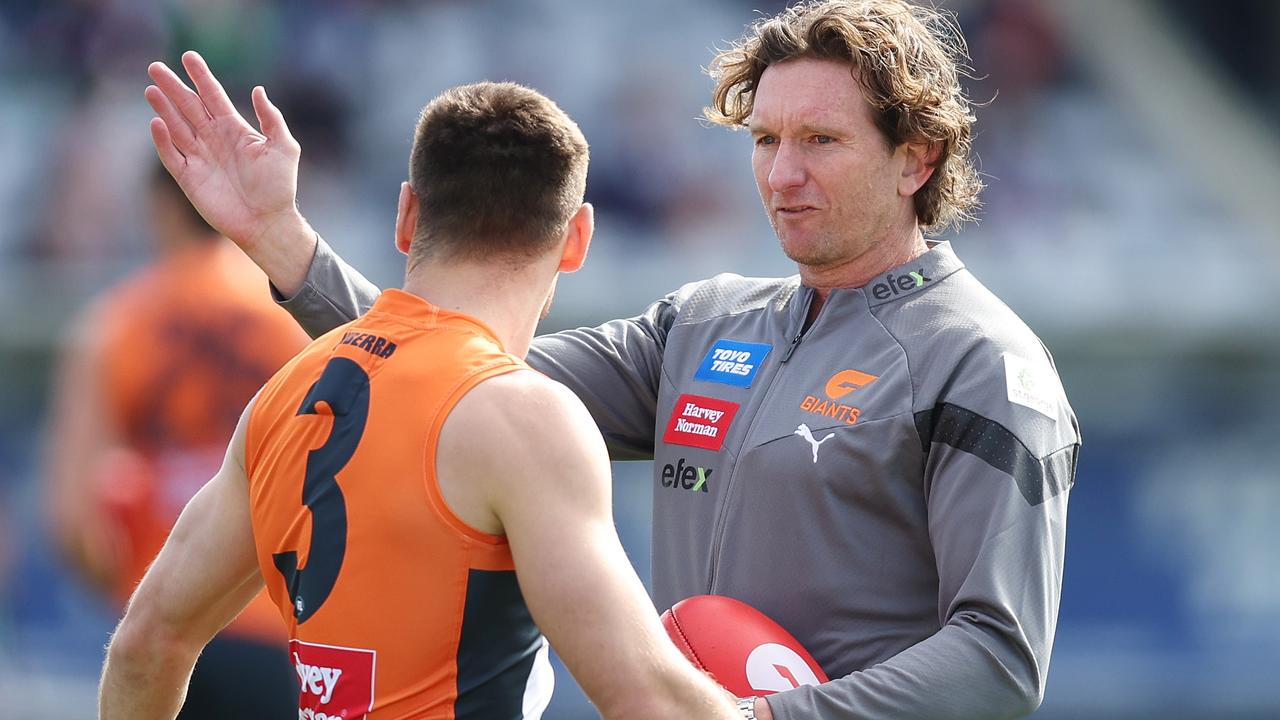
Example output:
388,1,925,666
876,254,1054,373
443,369,608,489
865,245,1075,443
83,260,170,329
450,369,600,449
99,244,219,315
672,272,799,325
66,264,172,365
883,264,1079,454
247,325,349,420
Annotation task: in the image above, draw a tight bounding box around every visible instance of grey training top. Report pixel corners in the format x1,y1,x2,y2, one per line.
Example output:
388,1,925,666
279,239,1079,719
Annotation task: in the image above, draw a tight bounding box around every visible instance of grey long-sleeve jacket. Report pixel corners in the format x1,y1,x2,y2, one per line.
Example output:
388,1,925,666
278,239,1079,719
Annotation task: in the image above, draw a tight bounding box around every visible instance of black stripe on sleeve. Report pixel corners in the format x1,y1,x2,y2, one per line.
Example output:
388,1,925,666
915,403,1077,507
454,569,542,720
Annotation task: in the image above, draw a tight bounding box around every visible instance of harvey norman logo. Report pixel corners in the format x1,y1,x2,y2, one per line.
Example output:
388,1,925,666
296,656,342,705
663,394,740,451
870,269,931,300
290,639,376,720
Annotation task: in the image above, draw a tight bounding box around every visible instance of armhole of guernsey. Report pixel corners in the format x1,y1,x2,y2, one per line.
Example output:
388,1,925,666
242,354,301,488
242,378,271,483
421,359,525,546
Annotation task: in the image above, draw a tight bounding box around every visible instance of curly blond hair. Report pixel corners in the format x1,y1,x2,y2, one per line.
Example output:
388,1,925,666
707,0,981,232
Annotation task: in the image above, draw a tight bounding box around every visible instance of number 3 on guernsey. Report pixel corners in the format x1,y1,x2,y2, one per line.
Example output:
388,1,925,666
272,357,370,623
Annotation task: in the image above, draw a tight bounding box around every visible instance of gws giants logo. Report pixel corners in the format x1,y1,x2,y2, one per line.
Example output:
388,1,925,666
290,639,376,720
799,370,878,425
745,643,824,693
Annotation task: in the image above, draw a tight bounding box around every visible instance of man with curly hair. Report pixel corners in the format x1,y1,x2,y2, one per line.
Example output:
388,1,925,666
153,2,1079,718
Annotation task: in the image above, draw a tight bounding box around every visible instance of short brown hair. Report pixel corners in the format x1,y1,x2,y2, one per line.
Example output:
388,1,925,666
707,0,982,232
408,82,588,266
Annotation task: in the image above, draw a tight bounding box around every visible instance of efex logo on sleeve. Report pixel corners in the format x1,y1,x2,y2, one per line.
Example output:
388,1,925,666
663,394,739,451
693,339,772,388
870,268,931,300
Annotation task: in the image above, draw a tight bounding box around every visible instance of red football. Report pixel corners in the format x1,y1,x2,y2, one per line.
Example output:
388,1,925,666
660,595,829,696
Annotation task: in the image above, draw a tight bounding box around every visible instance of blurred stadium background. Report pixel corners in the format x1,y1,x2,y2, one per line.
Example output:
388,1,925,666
1,0,1278,717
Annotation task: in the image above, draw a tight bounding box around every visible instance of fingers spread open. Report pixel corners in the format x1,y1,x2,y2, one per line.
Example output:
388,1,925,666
150,118,187,178
144,85,199,155
148,61,212,132
181,51,240,120
251,86,297,149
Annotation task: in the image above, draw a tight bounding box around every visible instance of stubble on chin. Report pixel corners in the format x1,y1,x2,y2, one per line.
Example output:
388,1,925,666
776,226,839,268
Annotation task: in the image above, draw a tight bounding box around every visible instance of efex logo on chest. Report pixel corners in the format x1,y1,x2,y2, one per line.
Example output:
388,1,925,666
660,458,712,493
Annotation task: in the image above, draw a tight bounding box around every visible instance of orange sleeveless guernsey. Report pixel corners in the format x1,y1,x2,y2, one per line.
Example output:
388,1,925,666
94,240,307,642
245,289,553,720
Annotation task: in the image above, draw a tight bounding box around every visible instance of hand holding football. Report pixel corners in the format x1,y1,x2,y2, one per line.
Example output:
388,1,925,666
660,595,828,697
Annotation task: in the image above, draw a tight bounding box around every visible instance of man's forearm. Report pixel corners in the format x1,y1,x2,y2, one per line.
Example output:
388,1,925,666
235,209,318,299
99,629,200,720
273,234,383,337
765,620,1042,720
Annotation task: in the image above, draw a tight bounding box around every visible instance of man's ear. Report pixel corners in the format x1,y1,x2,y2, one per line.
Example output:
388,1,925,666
897,142,941,198
557,203,594,273
394,182,419,255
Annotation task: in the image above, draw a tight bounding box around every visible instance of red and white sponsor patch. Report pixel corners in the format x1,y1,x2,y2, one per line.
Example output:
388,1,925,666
290,639,376,720
663,395,739,451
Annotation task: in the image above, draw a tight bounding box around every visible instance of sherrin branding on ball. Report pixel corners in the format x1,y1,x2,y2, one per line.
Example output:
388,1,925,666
660,595,828,697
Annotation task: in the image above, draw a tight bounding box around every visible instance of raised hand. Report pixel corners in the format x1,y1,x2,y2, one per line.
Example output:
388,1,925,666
145,51,315,294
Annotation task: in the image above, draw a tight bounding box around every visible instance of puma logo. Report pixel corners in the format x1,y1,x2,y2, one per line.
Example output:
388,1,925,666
793,423,834,463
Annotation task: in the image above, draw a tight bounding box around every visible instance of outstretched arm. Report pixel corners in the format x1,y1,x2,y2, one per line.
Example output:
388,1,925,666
440,371,738,720
99,400,264,720
144,50,317,297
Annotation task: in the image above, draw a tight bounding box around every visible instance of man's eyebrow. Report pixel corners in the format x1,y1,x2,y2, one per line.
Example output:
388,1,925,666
747,119,847,136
